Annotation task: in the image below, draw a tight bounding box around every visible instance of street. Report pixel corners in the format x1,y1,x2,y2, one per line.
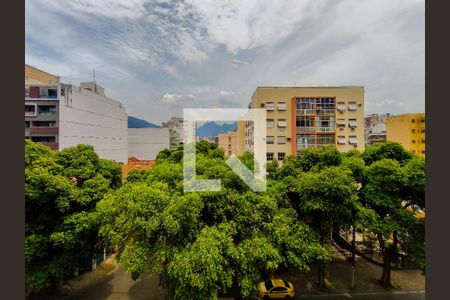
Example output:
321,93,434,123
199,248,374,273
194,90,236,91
297,291,425,300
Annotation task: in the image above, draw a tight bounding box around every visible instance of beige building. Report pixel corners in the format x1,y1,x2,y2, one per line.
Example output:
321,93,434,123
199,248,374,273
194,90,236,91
238,86,365,161
386,113,425,157
217,131,239,157
25,64,60,85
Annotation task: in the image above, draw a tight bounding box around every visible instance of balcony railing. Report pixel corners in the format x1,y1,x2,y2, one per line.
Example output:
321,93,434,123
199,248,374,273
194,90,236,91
297,109,314,115
297,127,315,133
316,126,335,132
25,111,37,117
316,108,335,115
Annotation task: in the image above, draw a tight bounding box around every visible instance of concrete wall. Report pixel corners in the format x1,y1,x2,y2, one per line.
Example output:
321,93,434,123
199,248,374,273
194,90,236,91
58,85,128,163
127,128,170,160
25,64,60,84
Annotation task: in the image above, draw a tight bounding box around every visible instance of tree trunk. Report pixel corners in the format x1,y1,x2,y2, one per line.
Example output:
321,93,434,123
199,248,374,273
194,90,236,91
318,260,326,290
378,236,393,288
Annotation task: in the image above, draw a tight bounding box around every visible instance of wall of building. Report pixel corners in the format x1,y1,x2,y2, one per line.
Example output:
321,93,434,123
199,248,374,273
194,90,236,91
25,65,60,84
386,113,425,156
58,84,128,163
244,86,365,161
217,131,238,157
128,128,170,160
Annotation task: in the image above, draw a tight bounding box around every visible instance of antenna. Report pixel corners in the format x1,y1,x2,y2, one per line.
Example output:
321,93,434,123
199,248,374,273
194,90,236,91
93,68,97,93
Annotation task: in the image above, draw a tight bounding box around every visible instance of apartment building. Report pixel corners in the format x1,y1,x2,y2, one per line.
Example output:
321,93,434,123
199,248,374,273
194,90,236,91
386,113,425,157
128,128,170,160
25,65,128,163
365,113,389,146
162,117,184,150
239,86,365,161
217,131,239,157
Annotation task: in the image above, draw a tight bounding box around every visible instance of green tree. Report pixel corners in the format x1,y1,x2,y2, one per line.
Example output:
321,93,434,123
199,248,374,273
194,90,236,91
25,140,119,294
296,166,359,289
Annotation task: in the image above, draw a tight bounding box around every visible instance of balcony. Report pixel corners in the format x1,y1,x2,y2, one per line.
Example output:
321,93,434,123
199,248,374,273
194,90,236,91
26,86,59,100
349,138,358,145
297,127,315,133
348,103,358,111
29,127,59,135
316,127,335,133
337,104,346,112
316,108,335,115
297,109,314,115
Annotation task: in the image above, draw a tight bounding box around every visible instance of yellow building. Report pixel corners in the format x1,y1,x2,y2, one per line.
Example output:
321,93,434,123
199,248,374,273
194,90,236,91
386,113,425,156
238,86,365,161
217,131,239,157
25,64,60,84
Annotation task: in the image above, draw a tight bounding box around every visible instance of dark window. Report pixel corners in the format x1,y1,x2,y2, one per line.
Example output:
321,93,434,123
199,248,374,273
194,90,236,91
283,280,290,288
272,287,287,292
31,136,56,143
265,280,274,291
278,152,285,161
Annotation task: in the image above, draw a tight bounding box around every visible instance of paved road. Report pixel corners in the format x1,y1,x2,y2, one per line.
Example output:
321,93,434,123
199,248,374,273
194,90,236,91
60,266,424,300
297,290,425,300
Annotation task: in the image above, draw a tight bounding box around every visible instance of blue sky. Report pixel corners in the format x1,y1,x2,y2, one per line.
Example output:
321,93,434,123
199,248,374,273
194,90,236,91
26,0,424,125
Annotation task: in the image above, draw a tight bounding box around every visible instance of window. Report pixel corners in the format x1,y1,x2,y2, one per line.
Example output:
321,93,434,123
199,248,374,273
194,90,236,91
25,103,37,117
277,102,286,111
348,118,357,128
267,119,274,128
316,116,335,132
297,116,315,132
337,118,346,129
412,119,416,123
265,280,274,291
272,287,287,292
266,152,274,161
316,97,335,114
412,140,416,143
25,121,30,129
412,129,416,133
421,129,425,133
266,136,274,144
337,102,346,112
421,138,425,143
31,136,56,143
266,102,275,111
337,135,346,144
38,105,56,115
277,136,286,144
296,98,315,115
32,121,56,127
277,119,286,128
420,118,425,123
298,134,315,149
317,134,335,146
422,150,425,154
348,102,358,111
348,135,358,145
278,152,285,161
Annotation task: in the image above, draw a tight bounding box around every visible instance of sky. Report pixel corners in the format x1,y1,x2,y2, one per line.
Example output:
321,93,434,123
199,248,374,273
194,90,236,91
25,0,425,125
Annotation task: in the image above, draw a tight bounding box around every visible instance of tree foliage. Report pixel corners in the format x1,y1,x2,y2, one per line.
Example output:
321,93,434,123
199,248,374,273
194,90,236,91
25,140,121,293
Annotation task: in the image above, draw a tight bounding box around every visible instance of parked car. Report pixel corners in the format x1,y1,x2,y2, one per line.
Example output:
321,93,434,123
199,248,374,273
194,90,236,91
257,278,295,299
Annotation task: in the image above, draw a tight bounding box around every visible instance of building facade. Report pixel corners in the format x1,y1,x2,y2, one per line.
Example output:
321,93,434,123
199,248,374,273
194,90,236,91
217,131,239,157
364,113,389,146
162,117,184,150
386,113,425,156
239,86,365,161
127,128,170,160
25,65,128,163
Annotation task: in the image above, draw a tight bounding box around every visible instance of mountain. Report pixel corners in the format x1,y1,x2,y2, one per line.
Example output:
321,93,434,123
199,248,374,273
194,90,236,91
128,116,160,128
197,121,237,138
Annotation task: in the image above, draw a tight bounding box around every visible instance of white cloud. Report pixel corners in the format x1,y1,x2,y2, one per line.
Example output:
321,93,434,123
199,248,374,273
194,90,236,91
162,93,196,104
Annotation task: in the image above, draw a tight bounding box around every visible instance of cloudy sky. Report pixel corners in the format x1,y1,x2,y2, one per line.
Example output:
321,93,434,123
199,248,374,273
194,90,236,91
26,0,424,125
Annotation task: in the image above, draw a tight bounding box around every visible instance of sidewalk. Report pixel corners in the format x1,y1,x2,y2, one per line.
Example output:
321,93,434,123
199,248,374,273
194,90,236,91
278,245,425,296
